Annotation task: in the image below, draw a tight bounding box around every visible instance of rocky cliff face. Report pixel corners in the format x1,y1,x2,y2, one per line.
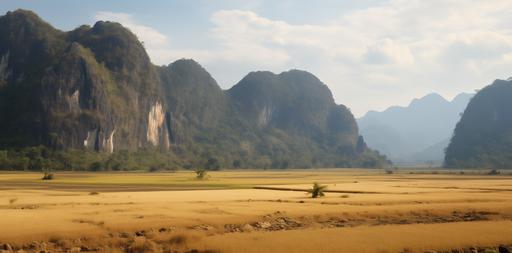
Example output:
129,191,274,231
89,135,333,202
445,79,512,168
158,59,226,146
0,10,171,152
228,70,359,151
0,9,388,168
225,70,381,168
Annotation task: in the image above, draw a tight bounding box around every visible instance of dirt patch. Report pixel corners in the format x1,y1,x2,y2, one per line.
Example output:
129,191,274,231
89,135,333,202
72,219,106,227
219,209,499,234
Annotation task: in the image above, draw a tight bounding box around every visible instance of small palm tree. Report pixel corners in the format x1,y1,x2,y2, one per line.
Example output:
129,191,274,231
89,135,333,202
195,169,209,180
308,182,327,198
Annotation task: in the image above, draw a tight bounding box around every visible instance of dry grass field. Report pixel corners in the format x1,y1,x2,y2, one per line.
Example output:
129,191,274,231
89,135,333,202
1,169,512,252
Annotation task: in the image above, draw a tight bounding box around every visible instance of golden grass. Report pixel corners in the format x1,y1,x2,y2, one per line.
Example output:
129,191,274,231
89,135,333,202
195,221,512,253
0,169,511,252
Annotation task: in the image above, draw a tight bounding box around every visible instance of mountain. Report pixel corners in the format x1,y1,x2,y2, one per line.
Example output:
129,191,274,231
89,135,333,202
445,79,512,168
0,9,388,170
0,10,166,152
226,70,385,168
410,138,450,165
357,92,473,165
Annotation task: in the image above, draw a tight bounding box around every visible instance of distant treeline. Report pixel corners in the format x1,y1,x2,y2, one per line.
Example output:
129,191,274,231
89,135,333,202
0,146,218,172
0,146,389,171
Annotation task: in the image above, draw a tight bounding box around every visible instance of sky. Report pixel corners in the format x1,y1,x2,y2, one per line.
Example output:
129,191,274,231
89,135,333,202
2,0,512,117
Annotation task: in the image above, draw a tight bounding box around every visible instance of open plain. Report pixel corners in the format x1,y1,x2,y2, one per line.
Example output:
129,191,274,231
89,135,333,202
1,169,512,253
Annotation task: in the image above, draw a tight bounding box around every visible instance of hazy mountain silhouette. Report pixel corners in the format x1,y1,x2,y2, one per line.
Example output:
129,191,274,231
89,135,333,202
358,92,473,165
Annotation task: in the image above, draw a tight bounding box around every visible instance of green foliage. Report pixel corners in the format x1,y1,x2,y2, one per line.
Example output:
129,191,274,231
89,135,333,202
205,157,220,171
445,80,512,169
307,182,327,198
0,146,181,172
89,162,103,171
195,168,208,180
0,10,390,170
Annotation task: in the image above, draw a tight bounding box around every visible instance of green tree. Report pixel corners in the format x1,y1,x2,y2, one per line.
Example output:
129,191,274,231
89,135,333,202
205,157,220,170
89,162,103,171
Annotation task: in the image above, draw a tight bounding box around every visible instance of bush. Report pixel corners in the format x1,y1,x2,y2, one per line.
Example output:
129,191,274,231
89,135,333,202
488,169,500,175
307,182,327,198
89,162,103,171
42,172,54,180
195,169,209,180
148,165,160,172
205,157,220,171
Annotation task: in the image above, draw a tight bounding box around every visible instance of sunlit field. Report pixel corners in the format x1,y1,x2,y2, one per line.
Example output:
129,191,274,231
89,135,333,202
1,169,512,252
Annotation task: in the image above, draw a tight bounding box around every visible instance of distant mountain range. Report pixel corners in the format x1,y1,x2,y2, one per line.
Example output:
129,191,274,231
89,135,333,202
0,9,388,170
357,92,473,165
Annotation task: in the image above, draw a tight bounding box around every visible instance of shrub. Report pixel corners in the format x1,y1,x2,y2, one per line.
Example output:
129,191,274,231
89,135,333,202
42,172,54,180
89,162,103,171
488,169,500,175
307,182,327,198
205,158,220,171
148,166,160,172
195,169,209,180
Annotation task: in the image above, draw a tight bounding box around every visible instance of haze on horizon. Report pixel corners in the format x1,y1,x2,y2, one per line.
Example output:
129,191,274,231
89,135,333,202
3,0,512,116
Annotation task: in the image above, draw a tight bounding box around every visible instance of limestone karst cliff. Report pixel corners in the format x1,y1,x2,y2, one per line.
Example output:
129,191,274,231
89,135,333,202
445,79,512,168
0,9,388,169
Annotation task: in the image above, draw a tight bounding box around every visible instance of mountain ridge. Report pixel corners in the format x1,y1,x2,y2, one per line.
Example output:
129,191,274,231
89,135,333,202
357,92,473,164
0,9,388,170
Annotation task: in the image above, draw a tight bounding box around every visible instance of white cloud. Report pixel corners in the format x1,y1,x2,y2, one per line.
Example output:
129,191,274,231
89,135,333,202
194,1,512,116
93,2,512,116
364,39,414,65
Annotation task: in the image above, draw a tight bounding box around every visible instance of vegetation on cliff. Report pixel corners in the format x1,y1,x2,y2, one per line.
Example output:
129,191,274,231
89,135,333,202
0,9,389,170
445,79,512,168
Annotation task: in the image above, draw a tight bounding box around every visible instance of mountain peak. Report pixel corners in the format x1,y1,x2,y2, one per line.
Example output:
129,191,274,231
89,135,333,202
5,9,42,22
451,92,473,104
358,91,473,164
169,58,206,72
0,9,60,36
162,58,221,90
409,93,447,107
445,78,512,168
92,20,126,32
